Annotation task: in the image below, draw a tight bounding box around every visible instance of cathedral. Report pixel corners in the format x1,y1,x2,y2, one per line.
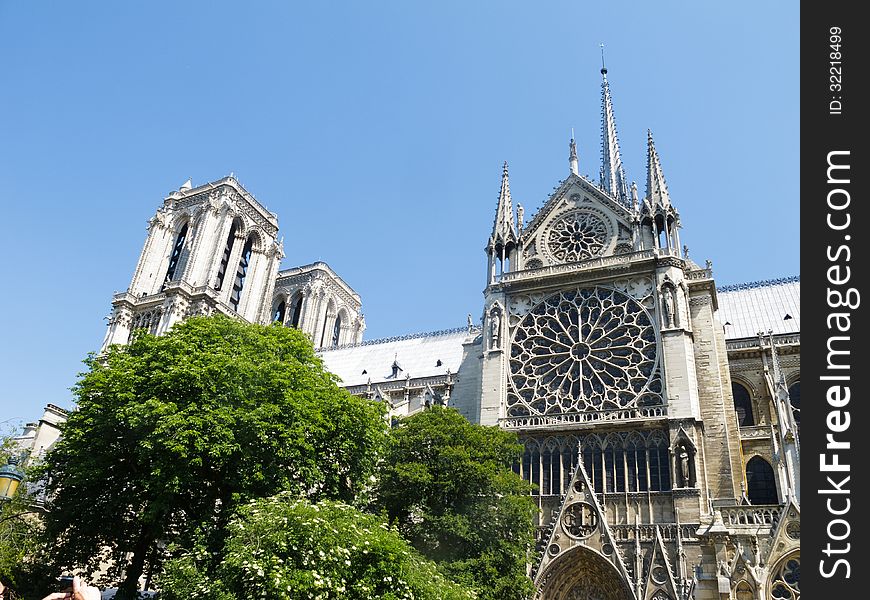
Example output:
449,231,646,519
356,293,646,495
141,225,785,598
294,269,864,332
95,66,800,600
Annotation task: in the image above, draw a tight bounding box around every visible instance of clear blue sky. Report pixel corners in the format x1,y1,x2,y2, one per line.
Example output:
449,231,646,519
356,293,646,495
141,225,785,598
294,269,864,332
0,1,798,427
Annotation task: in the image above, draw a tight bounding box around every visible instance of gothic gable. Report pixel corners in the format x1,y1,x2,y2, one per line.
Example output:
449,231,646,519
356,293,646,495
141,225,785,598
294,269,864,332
521,174,635,268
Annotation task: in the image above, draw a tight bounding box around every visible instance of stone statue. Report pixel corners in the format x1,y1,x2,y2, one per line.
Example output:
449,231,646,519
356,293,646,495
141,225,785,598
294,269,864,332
490,311,501,349
662,287,675,328
517,204,525,232
678,447,691,487
683,244,689,258
467,313,474,332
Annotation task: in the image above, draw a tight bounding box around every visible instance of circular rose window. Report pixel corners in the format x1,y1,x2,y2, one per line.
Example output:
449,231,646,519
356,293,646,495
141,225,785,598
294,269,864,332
507,287,660,416
546,210,609,262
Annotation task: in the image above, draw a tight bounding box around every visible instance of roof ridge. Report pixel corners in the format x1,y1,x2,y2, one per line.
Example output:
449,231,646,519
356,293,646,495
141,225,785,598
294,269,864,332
319,324,482,352
718,275,799,292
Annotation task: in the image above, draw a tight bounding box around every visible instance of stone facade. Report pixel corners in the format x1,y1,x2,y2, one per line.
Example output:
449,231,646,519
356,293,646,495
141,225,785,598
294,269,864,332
93,69,799,600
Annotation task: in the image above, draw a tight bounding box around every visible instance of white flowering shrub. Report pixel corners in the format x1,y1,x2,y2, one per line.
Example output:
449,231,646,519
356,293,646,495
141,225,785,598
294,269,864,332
161,492,475,600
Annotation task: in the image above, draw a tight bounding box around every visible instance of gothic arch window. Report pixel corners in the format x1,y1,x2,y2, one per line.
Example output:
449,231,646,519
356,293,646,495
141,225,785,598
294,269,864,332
788,381,800,427
732,382,755,427
214,220,241,291
331,313,343,347
541,439,558,495
273,299,286,324
289,293,304,328
735,581,755,600
746,456,778,505
163,222,189,286
647,433,671,491
230,234,255,312
769,552,800,599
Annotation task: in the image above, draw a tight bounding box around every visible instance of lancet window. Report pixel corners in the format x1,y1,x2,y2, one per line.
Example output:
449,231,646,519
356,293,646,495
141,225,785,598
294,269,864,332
732,382,755,427
331,315,342,347
214,221,239,291
163,222,188,286
745,456,778,505
273,300,286,324
288,294,304,328
230,235,254,312
517,430,672,495
787,381,800,428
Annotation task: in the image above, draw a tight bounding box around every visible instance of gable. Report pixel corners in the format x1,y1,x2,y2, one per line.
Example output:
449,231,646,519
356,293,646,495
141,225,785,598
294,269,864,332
521,174,636,268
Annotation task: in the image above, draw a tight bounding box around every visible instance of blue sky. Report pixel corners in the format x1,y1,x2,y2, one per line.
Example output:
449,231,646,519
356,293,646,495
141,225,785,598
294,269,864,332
0,1,798,427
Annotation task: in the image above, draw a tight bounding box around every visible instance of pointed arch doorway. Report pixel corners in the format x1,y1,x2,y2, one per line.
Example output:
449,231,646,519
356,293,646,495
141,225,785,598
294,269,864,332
537,546,634,600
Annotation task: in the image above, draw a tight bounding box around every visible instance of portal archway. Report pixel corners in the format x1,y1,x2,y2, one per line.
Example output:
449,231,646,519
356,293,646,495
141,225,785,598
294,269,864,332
537,546,633,600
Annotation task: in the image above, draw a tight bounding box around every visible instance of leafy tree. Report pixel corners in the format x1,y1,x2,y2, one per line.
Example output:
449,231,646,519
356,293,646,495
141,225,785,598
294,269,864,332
161,492,474,600
37,315,388,600
376,407,536,600
0,444,49,600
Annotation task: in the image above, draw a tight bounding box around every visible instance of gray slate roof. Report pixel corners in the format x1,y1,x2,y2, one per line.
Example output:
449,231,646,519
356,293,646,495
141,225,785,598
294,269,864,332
320,327,474,387
716,276,800,339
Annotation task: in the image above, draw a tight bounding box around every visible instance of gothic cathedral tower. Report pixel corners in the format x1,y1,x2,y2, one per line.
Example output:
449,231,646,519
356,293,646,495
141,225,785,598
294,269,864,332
102,176,285,349
476,66,791,600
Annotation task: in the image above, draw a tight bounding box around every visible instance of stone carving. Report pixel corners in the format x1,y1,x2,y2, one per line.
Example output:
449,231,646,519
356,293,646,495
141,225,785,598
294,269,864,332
489,308,501,349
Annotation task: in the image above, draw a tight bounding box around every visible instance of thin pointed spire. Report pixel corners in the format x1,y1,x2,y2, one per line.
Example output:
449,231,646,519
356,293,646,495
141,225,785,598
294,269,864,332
646,130,672,207
599,49,629,207
491,161,517,245
569,131,579,176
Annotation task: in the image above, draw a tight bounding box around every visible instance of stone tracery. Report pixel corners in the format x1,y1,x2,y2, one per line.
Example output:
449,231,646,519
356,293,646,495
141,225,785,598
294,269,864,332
546,210,609,262
508,287,660,417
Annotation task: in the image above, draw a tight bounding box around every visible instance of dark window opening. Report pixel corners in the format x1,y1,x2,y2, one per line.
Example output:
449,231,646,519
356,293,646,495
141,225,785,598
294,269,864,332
788,381,800,428
289,295,303,328
746,456,778,504
273,300,286,324
214,222,238,291
732,382,755,427
230,236,254,312
331,316,342,347
163,223,188,286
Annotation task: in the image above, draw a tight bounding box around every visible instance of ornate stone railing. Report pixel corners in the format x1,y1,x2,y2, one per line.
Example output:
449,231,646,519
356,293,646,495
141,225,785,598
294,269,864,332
726,333,801,351
720,504,781,528
500,405,667,430
610,523,699,543
500,250,657,283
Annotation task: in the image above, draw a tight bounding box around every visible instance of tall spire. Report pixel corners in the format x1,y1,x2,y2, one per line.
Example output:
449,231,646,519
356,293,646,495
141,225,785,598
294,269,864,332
491,161,517,245
599,45,629,207
569,130,579,176
645,130,671,207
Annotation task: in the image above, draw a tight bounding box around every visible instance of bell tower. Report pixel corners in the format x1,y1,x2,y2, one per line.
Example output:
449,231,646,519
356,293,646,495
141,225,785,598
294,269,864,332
102,176,284,350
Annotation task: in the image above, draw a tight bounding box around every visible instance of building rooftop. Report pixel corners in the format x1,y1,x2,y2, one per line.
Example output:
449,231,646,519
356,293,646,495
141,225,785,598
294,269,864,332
716,276,800,340
319,327,475,387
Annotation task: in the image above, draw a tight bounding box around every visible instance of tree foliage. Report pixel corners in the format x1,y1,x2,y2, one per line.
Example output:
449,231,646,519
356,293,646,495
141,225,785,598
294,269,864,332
161,493,474,600
376,407,536,600
38,316,387,599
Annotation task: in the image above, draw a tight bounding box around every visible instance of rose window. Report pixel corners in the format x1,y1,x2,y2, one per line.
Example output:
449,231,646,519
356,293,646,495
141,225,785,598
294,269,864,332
546,211,608,262
508,287,659,416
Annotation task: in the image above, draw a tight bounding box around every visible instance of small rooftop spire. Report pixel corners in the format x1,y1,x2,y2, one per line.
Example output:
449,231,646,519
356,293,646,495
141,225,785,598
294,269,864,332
569,130,579,176
490,161,517,247
599,49,629,207
646,130,672,207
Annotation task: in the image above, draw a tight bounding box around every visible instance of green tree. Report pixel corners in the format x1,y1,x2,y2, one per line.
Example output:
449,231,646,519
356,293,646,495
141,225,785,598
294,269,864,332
0,445,48,599
376,407,536,600
38,315,387,600
161,492,474,600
